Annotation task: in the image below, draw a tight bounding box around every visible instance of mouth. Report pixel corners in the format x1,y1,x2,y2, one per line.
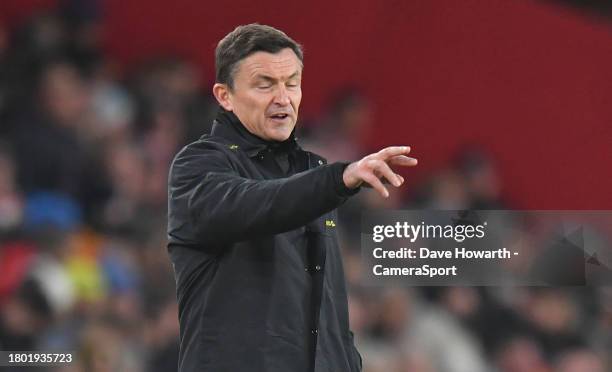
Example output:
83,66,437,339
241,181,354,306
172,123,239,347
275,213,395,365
268,113,291,122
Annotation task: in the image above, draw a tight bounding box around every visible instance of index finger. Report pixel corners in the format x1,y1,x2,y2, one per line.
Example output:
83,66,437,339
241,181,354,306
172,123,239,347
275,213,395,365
375,146,411,160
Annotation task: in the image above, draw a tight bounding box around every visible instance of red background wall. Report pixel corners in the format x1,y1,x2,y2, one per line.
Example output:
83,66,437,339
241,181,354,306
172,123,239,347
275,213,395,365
3,0,611,209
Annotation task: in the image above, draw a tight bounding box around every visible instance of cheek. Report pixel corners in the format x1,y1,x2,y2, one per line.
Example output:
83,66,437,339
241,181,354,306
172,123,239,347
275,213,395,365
249,95,271,114
240,95,259,111
234,94,266,118
291,92,302,110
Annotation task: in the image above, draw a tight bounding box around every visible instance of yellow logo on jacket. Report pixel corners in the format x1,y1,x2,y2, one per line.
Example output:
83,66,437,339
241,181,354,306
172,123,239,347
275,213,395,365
325,220,336,227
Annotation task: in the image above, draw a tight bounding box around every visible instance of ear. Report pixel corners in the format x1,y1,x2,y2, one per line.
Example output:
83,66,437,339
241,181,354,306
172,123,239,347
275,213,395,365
213,83,233,111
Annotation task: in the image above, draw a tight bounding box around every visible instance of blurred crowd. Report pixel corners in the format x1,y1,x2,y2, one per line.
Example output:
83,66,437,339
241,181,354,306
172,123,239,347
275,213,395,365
0,4,610,372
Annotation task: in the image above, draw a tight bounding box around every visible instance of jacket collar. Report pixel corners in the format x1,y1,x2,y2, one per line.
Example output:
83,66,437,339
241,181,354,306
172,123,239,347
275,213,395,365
210,109,300,157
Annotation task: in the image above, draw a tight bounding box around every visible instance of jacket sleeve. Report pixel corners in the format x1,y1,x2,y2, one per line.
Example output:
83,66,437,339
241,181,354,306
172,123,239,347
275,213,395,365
349,330,363,371
168,145,357,247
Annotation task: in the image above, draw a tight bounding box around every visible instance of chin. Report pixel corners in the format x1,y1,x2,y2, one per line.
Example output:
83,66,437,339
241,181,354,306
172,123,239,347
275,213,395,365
267,128,294,142
269,133,291,142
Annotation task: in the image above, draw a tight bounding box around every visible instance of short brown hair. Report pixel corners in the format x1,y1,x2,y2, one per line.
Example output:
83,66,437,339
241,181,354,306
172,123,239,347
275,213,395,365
215,24,303,89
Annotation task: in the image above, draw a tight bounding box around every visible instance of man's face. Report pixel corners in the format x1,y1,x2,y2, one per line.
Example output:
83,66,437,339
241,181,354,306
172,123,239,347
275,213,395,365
216,48,302,142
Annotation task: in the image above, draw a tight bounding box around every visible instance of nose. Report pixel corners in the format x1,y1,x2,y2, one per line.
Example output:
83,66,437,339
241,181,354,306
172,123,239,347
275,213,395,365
273,85,291,106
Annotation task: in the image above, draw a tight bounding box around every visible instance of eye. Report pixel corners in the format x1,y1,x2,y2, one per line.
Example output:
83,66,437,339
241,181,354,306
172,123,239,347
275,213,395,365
286,82,300,88
257,85,272,90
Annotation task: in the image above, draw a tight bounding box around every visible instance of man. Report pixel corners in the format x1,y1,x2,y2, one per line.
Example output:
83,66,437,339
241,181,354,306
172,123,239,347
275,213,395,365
167,24,417,372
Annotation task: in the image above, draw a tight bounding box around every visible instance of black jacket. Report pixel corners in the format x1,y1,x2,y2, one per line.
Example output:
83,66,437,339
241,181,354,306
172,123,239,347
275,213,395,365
167,111,362,372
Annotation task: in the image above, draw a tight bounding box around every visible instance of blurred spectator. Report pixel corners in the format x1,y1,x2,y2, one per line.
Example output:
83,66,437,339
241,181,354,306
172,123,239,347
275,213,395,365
554,348,605,372
455,146,505,210
413,169,469,210
495,336,550,372
0,278,53,350
406,296,489,372
303,87,372,162
77,318,144,372
0,144,23,231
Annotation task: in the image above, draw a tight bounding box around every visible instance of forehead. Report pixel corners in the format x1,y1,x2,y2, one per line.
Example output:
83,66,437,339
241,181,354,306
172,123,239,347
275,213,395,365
236,48,302,80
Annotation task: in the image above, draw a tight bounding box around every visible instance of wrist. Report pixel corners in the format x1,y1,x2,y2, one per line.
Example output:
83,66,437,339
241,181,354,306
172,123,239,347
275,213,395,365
334,162,360,197
342,162,359,189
